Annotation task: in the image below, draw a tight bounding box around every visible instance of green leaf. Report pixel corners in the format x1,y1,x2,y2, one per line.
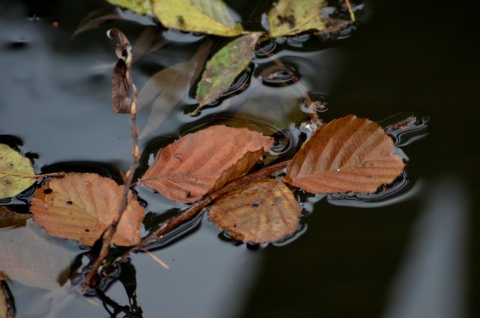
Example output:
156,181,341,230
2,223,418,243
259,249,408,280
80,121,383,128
267,0,327,38
193,32,262,114
0,144,36,199
152,0,243,36
107,0,153,15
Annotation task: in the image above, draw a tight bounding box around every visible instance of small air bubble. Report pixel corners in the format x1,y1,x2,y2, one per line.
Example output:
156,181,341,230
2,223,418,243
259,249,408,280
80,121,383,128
66,201,73,205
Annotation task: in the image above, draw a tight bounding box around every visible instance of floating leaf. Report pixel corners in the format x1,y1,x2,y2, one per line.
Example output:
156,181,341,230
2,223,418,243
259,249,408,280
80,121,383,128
31,173,144,246
0,206,30,228
209,179,301,243
267,0,327,38
107,0,153,15
0,144,36,199
0,220,71,290
285,115,405,193
140,125,274,203
138,40,213,139
194,32,262,114
152,0,243,36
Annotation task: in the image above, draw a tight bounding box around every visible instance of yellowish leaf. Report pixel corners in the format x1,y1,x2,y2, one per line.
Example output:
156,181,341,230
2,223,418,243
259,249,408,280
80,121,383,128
0,144,36,199
152,0,243,36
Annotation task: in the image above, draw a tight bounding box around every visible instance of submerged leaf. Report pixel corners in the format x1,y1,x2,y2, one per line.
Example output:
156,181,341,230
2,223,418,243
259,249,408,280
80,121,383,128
209,179,301,243
0,144,36,199
152,0,243,36
140,125,274,203
267,0,327,37
285,115,405,193
138,40,213,139
30,173,144,246
0,220,71,290
194,32,262,114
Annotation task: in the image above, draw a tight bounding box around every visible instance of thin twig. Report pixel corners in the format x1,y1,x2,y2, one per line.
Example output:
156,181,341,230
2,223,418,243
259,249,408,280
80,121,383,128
129,159,291,255
83,29,140,289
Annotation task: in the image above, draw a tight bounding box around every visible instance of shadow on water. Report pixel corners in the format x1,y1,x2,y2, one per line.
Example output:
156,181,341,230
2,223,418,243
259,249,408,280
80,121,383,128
1,0,479,317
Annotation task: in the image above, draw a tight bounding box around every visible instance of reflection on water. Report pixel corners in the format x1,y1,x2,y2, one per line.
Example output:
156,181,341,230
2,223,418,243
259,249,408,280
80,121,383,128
383,177,468,318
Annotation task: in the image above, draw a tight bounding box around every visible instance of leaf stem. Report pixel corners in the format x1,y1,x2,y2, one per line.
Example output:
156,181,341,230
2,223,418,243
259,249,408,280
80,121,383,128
129,159,291,254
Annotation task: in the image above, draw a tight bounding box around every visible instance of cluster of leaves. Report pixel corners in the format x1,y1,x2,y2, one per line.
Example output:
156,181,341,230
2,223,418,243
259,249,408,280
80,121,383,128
1,114,404,245
100,0,355,119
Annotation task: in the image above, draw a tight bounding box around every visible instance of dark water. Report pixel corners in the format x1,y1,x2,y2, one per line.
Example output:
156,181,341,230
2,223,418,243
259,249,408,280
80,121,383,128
1,0,479,317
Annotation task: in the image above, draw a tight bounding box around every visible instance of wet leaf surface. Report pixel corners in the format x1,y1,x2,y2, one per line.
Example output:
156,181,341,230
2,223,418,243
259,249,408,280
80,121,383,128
30,173,144,246
209,179,301,243
0,206,30,228
194,32,262,113
140,125,274,203
152,0,243,36
285,115,405,193
267,0,327,38
0,220,71,290
0,144,36,199
108,0,153,15
138,40,213,138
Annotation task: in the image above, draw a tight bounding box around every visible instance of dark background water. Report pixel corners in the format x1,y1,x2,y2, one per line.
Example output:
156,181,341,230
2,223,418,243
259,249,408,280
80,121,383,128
0,0,479,317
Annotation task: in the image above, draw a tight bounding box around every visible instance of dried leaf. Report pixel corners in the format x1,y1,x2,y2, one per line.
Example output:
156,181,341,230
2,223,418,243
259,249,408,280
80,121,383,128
285,115,405,193
138,40,213,139
0,144,36,199
140,125,274,203
0,220,71,290
111,59,132,113
30,173,144,246
0,206,30,228
209,179,301,243
267,0,327,38
194,32,262,114
152,0,243,36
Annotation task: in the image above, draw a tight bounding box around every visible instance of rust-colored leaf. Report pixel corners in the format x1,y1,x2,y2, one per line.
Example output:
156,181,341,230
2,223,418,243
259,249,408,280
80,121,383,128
140,125,274,203
285,115,405,193
209,179,301,243
30,173,144,246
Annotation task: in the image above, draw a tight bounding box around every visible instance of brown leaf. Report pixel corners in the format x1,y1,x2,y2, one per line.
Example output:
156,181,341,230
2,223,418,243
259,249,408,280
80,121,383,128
30,173,144,246
0,206,30,228
138,39,213,139
111,59,132,113
209,179,301,243
285,115,405,193
140,125,274,203
108,28,133,114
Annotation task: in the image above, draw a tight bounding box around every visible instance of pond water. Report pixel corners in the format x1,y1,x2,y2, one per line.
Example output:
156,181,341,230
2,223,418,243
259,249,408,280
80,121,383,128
1,0,479,317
